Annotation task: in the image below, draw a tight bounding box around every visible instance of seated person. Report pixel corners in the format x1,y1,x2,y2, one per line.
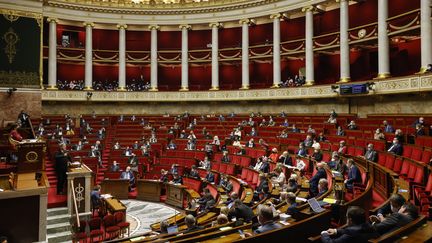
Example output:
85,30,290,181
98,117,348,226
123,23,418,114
344,159,362,190
219,174,233,193
338,140,347,155
387,137,403,156
321,206,378,242
245,138,255,148
304,135,313,147
170,164,178,175
291,124,300,133
166,140,177,150
183,214,204,233
171,172,183,184
257,156,270,173
120,166,135,189
370,203,418,235
214,214,229,226
278,151,292,166
287,175,299,192
269,148,279,162
110,160,120,172
309,162,327,197
203,168,215,184
347,120,358,130
375,194,406,220
295,158,306,171
224,192,239,209
90,185,102,210
316,133,327,142
253,174,269,201
336,126,345,136
374,128,386,140
186,139,196,150
317,178,329,197
124,146,132,156
364,143,378,162
297,142,307,157
159,169,169,182
159,220,169,234
244,205,281,237
286,192,299,215
270,168,285,188
197,188,216,211
189,165,200,179
128,153,139,173
221,151,231,163
311,148,323,162
228,199,254,223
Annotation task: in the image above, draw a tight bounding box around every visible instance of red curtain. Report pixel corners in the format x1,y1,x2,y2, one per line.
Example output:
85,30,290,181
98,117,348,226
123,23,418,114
93,29,118,50
57,63,84,81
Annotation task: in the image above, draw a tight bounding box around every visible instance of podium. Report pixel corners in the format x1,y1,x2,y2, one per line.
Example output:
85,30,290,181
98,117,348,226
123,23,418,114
100,179,129,199
67,164,92,217
16,139,46,173
137,179,162,202
165,183,186,208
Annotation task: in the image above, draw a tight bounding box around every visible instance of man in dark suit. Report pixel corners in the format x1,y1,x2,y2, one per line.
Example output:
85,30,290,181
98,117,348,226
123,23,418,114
55,144,71,194
110,161,120,172
309,162,327,197
128,153,139,173
204,168,215,183
183,215,204,233
383,120,395,133
375,194,406,221
91,185,102,210
171,172,183,184
321,206,378,243
387,138,402,156
258,157,270,173
197,188,215,211
253,174,269,201
371,203,418,235
189,165,200,179
278,151,293,166
364,143,378,162
253,205,282,234
345,159,362,190
286,192,299,215
219,174,233,193
120,166,135,190
228,199,254,222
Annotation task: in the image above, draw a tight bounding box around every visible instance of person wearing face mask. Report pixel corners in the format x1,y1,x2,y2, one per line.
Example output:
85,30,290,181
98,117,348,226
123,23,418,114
309,162,327,197
297,142,307,157
311,148,323,162
387,137,403,156
363,143,378,162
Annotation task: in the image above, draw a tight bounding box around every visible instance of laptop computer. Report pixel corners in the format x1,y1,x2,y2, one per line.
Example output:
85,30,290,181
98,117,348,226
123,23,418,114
307,197,325,213
167,225,178,234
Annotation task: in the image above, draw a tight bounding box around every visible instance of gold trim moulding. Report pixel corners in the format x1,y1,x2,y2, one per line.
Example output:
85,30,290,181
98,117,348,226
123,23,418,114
304,80,315,86
209,86,220,91
118,86,126,91
417,67,428,74
270,84,280,88
179,87,189,91
149,87,158,92
46,85,58,90
239,85,250,90
84,86,93,90
337,77,351,83
374,73,391,79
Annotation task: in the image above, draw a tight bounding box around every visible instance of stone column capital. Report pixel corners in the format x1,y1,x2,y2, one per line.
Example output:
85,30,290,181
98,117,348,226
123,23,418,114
83,22,94,28
47,18,58,23
270,13,282,20
148,25,160,30
335,0,348,3
239,18,255,25
179,24,192,30
301,6,315,13
209,22,223,28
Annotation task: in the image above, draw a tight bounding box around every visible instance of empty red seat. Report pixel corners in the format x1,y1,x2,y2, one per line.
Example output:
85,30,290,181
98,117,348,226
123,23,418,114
407,163,417,181
410,147,423,161
400,160,410,176
393,157,403,173
402,145,413,158
385,156,395,170
421,150,432,164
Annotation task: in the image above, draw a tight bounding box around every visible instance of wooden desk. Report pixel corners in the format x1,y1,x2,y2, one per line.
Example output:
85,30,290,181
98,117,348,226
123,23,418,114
165,183,186,208
101,179,130,199
137,179,162,202
103,197,127,217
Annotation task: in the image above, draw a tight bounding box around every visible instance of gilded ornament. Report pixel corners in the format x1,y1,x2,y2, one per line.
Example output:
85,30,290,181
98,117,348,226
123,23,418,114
3,27,19,64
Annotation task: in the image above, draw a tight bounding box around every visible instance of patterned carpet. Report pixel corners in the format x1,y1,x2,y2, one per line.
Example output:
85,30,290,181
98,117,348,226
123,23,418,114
121,200,180,236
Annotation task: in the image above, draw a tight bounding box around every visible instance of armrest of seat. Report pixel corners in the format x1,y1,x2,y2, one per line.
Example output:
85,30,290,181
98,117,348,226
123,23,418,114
368,216,427,243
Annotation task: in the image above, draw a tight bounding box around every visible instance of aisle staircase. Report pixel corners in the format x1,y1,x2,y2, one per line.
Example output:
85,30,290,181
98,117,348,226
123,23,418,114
46,207,72,243
45,155,67,208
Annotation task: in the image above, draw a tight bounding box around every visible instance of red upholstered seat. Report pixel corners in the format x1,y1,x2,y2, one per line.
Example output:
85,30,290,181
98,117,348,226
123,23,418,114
347,146,356,156
88,217,103,242
393,157,403,173
421,150,432,164
226,164,236,175
73,220,87,243
410,147,423,161
377,153,386,166
240,168,248,180
385,156,395,170
400,160,410,176
402,145,413,158
354,147,364,157
114,212,130,238
103,215,120,240
407,163,417,181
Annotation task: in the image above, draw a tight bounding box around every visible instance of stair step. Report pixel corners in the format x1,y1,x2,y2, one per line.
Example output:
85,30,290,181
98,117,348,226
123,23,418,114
47,222,71,234
47,207,68,217
47,214,70,225
47,231,72,243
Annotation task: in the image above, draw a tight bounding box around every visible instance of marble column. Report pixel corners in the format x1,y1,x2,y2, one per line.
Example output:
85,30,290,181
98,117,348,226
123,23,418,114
271,14,281,88
377,0,390,78
240,19,252,89
338,0,350,82
209,22,222,90
179,24,191,91
47,18,57,89
84,22,94,90
420,0,432,72
303,6,315,85
149,25,160,91
118,24,127,91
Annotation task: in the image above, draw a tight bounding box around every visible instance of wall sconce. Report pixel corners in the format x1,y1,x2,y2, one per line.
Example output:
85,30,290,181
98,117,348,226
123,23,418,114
366,82,376,91
7,87,17,96
86,92,93,100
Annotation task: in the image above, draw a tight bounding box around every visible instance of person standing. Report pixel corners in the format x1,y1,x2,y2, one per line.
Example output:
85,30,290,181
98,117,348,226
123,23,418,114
55,144,71,195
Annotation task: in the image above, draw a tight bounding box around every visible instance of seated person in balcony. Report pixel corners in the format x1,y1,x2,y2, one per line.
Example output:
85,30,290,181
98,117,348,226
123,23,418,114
179,130,187,139
382,120,395,133
228,199,254,223
309,162,327,197
268,116,276,127
107,161,119,172
245,138,255,148
338,140,347,155
112,141,121,150
58,136,70,145
394,129,405,144
188,131,197,141
278,130,288,138
259,119,267,127
232,138,241,147
247,117,255,126
132,141,139,150
198,188,216,211
374,194,406,221
387,137,402,156
221,151,231,163
347,120,358,130
236,144,246,155
412,117,425,128
205,142,214,154
268,148,278,162
160,169,169,182
374,128,386,140
189,165,200,179
253,174,269,201
91,185,102,210
316,178,329,197
281,119,289,127
140,144,150,157
271,168,285,188
297,142,307,157
363,143,378,162
128,153,139,173
73,140,84,151
218,114,225,122
415,123,426,136
307,125,316,135
291,124,300,133
321,206,378,243
286,192,299,215
336,126,345,136
278,151,292,166
171,172,183,184
345,159,361,190
186,139,196,151
203,168,215,184
311,148,323,162
199,156,211,170
120,166,135,189
88,145,102,166
219,174,233,193
249,127,258,137
243,205,281,237
302,134,313,148
9,123,23,144
327,115,337,124
167,140,177,150
316,132,327,142
184,214,204,233
370,202,418,235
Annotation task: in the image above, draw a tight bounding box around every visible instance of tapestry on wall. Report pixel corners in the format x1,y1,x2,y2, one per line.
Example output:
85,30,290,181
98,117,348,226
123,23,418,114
0,10,41,88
